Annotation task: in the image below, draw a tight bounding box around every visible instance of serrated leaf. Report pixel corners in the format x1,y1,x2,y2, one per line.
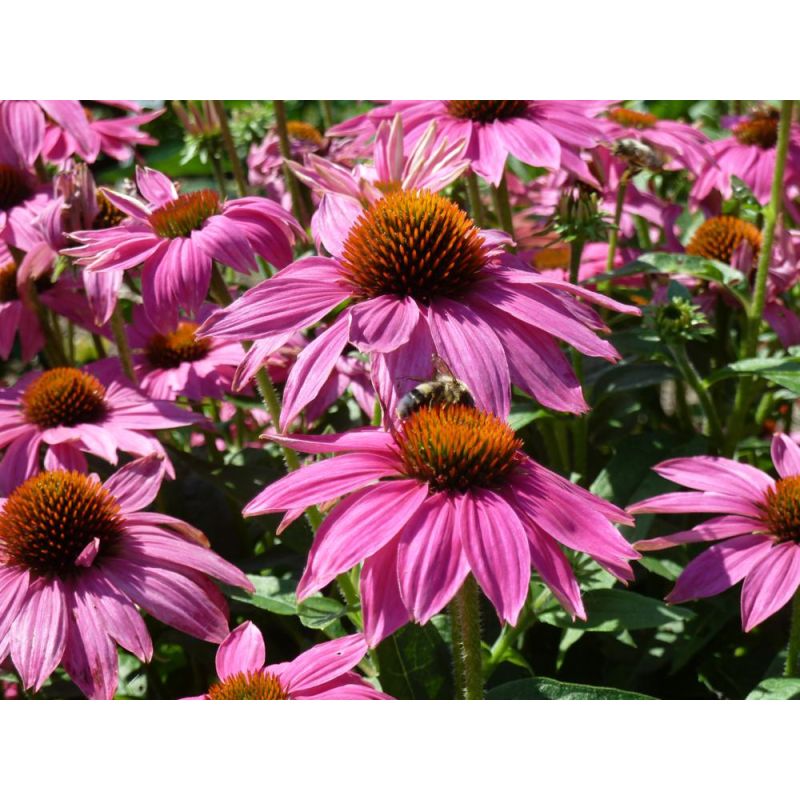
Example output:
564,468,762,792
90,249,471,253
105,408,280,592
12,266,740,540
487,677,654,700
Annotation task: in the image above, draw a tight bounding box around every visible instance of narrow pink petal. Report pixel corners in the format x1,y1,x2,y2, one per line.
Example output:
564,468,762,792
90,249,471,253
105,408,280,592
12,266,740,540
266,428,396,455
628,491,762,518
654,456,774,498
525,523,585,620
771,433,800,479
10,578,68,692
39,101,99,160
397,492,470,624
283,633,368,694
349,295,420,353
243,451,402,516
98,188,151,221
635,515,761,552
293,673,391,700
135,166,178,206
667,535,774,603
493,118,560,170
102,453,167,513
0,566,31,645
741,542,800,631
361,536,410,647
215,621,266,680
457,490,530,625
2,100,45,164
297,480,429,599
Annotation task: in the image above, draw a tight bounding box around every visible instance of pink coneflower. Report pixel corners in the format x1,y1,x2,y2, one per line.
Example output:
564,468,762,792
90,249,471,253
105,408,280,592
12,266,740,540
602,106,709,173
63,166,303,331
329,101,608,186
188,621,388,700
290,114,469,256
0,363,199,488
629,434,800,631
200,188,639,425
0,454,253,698
244,405,638,645
127,304,243,402
691,106,800,210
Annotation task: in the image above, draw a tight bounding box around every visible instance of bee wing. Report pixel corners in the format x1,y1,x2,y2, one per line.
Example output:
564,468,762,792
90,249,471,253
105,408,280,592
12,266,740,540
431,353,456,379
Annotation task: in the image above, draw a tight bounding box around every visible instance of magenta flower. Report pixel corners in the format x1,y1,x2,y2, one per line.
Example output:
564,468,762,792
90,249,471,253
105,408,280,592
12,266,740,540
63,166,303,331
127,304,243,402
0,454,253,698
0,363,200,489
290,114,469,256
244,405,638,645
629,434,800,631
330,101,608,186
200,188,639,426
602,106,709,173
691,106,800,209
189,622,388,700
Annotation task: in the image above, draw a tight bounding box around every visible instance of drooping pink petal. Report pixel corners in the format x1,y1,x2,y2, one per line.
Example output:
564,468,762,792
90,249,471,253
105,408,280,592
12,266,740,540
654,456,774,499
397,492,470,624
740,542,800,631
457,490,530,625
283,633,368,694
349,295,420,353
493,118,561,170
297,480,429,600
292,672,391,700
667,535,774,603
1,100,45,164
361,536,410,647
0,566,30,646
635,515,762,552
215,621,266,680
771,433,800,479
266,428,397,455
627,491,762,518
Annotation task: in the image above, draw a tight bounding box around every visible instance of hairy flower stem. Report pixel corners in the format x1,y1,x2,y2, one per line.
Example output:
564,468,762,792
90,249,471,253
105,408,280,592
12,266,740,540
569,236,589,481
449,576,484,699
724,100,794,456
784,589,800,677
273,100,310,227
110,305,137,384
605,171,630,274
211,100,249,197
491,173,515,240
465,171,487,228
668,341,723,452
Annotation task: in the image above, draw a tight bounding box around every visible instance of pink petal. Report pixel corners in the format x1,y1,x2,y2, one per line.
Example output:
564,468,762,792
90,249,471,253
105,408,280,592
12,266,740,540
635,515,761,552
266,428,396,455
397,492,470,624
628,491,762,518
349,295,420,353
135,166,178,206
0,566,31,645
525,523,585,620
361,536,410,647
741,542,800,631
215,621,266,680
457,490,530,625
102,453,167,513
771,433,800,479
493,118,560,170
283,633,368,694
1,100,45,164
654,456,774,498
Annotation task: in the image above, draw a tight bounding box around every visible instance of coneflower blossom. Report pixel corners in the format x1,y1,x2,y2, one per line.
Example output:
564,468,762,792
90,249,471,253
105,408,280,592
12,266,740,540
188,622,389,700
330,100,608,186
63,166,303,331
200,187,640,426
629,434,800,631
244,405,639,645
0,454,253,698
289,115,469,256
0,363,199,488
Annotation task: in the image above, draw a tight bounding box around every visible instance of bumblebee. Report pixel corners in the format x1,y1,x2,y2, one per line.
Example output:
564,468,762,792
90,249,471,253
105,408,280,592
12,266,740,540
611,138,666,173
397,355,474,419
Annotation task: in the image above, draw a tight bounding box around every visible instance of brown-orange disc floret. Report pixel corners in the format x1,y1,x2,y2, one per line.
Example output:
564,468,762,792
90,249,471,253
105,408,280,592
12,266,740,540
763,476,800,542
286,120,326,148
149,189,221,239
734,107,779,149
685,216,762,264
607,108,658,129
0,471,124,577
144,321,212,369
207,671,289,700
0,164,34,211
445,100,529,123
396,404,521,492
339,189,487,303
22,368,108,429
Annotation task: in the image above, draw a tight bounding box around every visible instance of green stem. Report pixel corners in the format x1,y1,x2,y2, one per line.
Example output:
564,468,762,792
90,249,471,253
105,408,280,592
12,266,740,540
210,151,228,197
273,100,309,227
491,174,515,240
449,576,483,699
465,171,487,228
319,100,334,131
212,100,248,197
784,589,800,677
110,304,137,384
724,100,794,456
569,237,588,481
668,342,723,451
209,262,234,306
605,171,630,274
634,215,651,249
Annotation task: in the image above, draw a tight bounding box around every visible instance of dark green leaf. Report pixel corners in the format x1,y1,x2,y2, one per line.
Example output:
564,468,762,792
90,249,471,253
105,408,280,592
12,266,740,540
487,677,654,700
747,678,800,700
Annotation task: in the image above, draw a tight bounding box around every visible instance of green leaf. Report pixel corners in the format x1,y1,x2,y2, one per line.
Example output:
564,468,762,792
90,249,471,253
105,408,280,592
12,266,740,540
487,677,654,700
747,677,800,700
707,357,800,395
591,362,677,398
376,623,454,700
617,252,746,287
226,575,298,616
538,589,694,632
297,596,347,634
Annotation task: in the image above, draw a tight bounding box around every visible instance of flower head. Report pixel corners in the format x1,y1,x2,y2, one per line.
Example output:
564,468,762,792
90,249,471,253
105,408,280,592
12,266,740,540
0,454,253,698
190,621,388,700
63,166,303,331
200,187,640,425
244,408,638,645
629,434,800,631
